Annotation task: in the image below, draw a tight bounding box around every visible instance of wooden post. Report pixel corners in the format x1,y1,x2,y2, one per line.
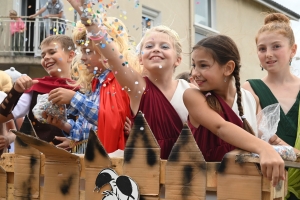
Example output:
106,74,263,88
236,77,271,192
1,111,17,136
166,124,207,200
123,112,161,199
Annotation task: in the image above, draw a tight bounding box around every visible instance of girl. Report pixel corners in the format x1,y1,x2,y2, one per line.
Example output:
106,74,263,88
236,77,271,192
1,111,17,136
243,13,300,200
46,18,139,154
188,34,258,162
66,0,194,159
183,34,285,187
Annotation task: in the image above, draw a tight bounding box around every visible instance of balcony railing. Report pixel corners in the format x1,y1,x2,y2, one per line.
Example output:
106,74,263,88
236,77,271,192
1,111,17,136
0,16,74,57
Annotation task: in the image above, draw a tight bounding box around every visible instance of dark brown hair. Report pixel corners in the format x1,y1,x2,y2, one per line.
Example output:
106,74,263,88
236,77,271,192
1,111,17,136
193,34,255,135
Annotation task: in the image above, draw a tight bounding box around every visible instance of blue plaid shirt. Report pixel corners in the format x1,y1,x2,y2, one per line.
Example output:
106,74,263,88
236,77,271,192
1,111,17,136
66,69,110,143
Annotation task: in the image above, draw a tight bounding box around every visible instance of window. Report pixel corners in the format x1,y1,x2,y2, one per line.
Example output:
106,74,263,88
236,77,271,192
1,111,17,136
193,0,218,42
194,0,211,27
142,6,161,36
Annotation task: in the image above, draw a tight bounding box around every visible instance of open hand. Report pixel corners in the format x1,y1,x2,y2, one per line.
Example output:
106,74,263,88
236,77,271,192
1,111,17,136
48,88,76,105
14,75,39,93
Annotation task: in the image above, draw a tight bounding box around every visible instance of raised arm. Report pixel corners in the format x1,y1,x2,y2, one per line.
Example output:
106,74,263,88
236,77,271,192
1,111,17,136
67,0,145,113
183,88,285,186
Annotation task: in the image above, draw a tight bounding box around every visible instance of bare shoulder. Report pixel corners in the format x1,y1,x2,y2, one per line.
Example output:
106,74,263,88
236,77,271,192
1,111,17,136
188,83,198,89
183,88,204,105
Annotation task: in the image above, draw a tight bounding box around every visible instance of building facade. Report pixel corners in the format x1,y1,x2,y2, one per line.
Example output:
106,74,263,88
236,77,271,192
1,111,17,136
0,0,299,82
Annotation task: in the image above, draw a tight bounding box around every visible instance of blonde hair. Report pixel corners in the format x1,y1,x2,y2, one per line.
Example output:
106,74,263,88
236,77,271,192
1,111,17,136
70,54,92,93
9,10,17,16
41,35,76,52
0,71,13,93
71,18,141,92
256,13,295,46
139,25,182,58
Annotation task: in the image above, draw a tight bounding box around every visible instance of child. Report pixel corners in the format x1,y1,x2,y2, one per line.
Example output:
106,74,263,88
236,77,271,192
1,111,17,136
65,0,194,159
9,10,25,55
45,18,138,154
183,35,285,187
187,35,258,162
243,13,300,200
0,35,77,145
0,70,17,153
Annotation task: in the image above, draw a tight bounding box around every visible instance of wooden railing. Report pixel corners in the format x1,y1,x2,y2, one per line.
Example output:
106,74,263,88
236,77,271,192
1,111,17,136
0,113,299,200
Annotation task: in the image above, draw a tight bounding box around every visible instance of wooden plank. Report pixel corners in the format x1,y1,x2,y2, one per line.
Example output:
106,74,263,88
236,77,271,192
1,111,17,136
13,118,41,200
0,153,14,172
217,174,261,200
7,183,13,200
166,124,206,200
13,130,80,200
206,162,219,191
123,112,161,195
0,166,7,200
84,129,111,200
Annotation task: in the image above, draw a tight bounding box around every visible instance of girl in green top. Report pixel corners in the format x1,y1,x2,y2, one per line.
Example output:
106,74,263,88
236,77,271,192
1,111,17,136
243,13,300,200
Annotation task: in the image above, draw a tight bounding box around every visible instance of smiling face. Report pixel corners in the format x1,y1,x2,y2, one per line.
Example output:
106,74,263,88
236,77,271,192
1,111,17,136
40,42,74,78
139,31,181,73
191,48,226,91
256,31,297,72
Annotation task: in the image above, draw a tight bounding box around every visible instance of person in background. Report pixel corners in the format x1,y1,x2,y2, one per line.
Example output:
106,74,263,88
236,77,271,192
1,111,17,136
9,10,25,55
29,0,66,35
243,13,300,200
175,71,191,83
0,71,17,153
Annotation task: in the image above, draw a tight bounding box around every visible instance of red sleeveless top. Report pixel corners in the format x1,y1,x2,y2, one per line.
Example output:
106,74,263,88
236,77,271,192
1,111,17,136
189,93,243,162
133,77,183,159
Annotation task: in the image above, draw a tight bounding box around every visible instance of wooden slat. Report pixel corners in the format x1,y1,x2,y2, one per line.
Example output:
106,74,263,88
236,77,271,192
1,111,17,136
217,174,261,200
84,130,111,200
0,166,7,199
123,112,161,195
166,124,206,200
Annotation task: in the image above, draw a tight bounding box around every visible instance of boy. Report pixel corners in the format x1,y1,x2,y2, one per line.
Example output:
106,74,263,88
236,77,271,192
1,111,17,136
0,35,77,147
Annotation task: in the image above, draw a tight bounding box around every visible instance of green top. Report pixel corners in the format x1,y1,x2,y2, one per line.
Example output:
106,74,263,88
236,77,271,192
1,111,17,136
248,79,300,147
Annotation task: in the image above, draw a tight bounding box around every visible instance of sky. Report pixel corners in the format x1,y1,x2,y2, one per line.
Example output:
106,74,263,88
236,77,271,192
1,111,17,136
273,0,300,76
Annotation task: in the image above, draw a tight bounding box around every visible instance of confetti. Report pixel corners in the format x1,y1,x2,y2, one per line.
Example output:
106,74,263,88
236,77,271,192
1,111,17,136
135,81,138,84
68,46,72,50
140,127,144,130
28,5,32,8
101,43,106,48
57,68,62,72
159,65,162,69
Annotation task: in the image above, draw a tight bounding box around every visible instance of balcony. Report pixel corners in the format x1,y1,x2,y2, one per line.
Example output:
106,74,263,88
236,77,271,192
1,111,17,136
0,16,75,77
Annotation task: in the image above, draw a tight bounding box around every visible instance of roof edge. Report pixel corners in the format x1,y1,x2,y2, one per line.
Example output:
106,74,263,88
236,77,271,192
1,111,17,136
254,0,300,21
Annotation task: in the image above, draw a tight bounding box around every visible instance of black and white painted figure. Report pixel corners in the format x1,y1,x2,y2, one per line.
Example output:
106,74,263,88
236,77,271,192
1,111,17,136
94,168,139,200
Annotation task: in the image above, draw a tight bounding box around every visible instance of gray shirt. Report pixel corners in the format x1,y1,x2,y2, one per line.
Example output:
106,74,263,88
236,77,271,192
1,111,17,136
43,0,66,21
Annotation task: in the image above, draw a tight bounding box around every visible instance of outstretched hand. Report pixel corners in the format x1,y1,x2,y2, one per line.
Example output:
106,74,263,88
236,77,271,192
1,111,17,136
48,88,76,105
14,75,39,93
